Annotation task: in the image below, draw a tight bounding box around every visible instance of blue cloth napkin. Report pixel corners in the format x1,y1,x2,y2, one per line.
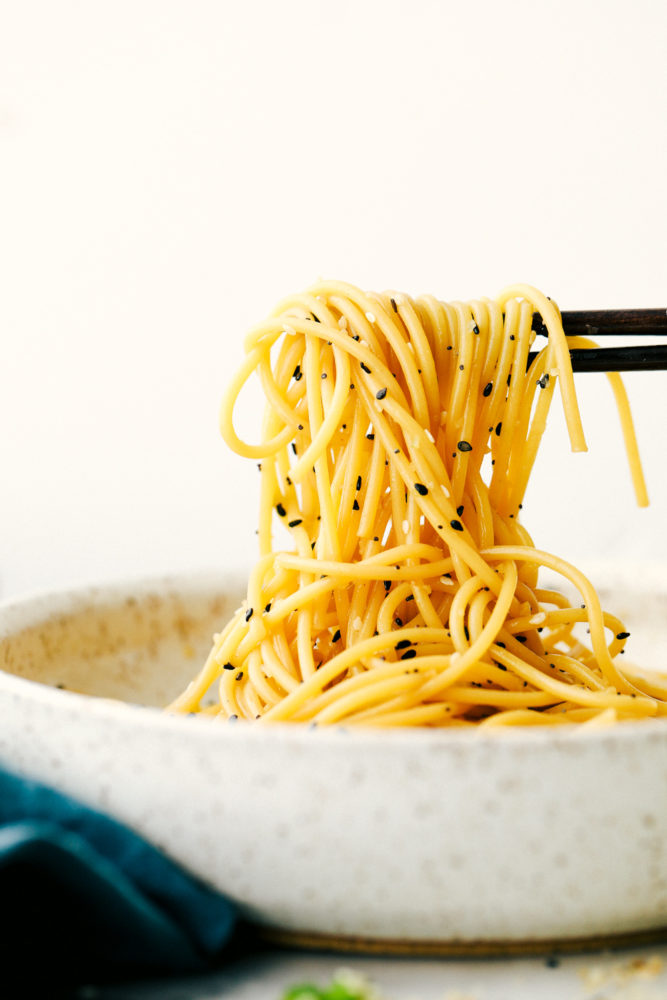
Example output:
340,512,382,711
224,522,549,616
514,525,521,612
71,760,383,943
0,767,238,985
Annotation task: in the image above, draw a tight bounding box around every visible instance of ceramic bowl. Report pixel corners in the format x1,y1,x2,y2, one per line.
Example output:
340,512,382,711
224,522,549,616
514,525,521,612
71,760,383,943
0,570,666,954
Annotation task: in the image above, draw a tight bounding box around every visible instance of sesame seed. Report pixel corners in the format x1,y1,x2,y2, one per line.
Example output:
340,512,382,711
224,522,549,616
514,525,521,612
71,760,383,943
321,372,327,379
383,580,391,592
366,432,375,440
450,519,464,531
288,518,303,527
395,639,412,649
390,297,398,312
457,505,464,516
400,649,417,660
264,603,272,612
332,629,341,642
365,311,376,323
376,387,387,400
276,503,286,517
495,422,502,436
235,671,244,681
457,440,472,452
414,483,428,495
245,607,254,621
293,365,301,380
352,499,360,511
616,631,630,640
483,382,493,397
360,362,371,374
223,662,235,670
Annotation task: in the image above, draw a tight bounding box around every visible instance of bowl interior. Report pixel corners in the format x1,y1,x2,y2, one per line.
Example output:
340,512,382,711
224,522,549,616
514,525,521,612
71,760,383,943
0,567,666,710
0,575,245,707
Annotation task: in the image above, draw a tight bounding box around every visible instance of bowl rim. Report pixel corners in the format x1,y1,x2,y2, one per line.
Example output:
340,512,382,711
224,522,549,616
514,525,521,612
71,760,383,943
1,569,666,751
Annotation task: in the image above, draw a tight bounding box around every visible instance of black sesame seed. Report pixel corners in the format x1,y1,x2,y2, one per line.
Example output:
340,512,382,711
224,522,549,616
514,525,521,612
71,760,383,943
516,635,527,643
235,671,244,681
360,362,371,374
291,442,298,455
395,639,412,650
264,603,271,612
495,422,502,436
450,519,464,531
356,476,362,490
352,499,360,511
376,387,387,400
390,297,398,312
457,440,472,452
293,365,301,380
321,372,327,379
311,312,320,323
395,617,403,626
276,503,286,517
332,629,341,643
414,483,428,496
366,433,375,440
509,334,515,341
405,595,414,601
288,518,303,527
459,364,464,370
400,649,417,660
245,608,254,621
472,323,480,335
223,662,235,671
457,505,464,516
483,382,493,397
383,580,391,592
616,631,630,640
228,714,238,721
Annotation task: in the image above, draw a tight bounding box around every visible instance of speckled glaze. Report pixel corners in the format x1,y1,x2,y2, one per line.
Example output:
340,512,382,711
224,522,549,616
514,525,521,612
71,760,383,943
0,571,666,949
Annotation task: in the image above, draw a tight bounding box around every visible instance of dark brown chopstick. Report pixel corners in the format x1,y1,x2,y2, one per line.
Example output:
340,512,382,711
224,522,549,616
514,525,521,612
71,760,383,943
560,308,667,339
527,308,667,372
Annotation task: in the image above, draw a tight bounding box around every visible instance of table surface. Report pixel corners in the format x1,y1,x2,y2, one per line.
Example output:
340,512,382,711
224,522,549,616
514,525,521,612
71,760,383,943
82,943,667,1000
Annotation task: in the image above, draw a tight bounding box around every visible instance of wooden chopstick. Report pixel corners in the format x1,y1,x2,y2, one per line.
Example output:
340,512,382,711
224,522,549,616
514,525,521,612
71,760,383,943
527,308,667,372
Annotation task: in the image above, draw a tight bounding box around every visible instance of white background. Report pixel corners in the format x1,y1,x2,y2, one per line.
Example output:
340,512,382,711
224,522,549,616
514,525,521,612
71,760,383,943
0,0,665,599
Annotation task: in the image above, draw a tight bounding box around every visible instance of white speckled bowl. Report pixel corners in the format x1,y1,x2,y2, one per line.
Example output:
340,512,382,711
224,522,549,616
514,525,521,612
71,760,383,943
0,570,666,954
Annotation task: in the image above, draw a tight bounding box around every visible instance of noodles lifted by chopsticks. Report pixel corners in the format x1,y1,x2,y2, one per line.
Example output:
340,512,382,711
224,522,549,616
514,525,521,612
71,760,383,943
170,280,667,726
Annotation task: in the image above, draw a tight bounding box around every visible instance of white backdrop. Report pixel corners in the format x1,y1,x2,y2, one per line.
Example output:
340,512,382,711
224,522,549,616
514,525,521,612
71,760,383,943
0,0,665,599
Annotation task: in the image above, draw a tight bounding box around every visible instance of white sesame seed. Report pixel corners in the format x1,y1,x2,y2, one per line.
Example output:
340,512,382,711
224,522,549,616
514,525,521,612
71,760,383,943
530,613,547,626
440,484,450,497
424,429,435,443
365,311,376,324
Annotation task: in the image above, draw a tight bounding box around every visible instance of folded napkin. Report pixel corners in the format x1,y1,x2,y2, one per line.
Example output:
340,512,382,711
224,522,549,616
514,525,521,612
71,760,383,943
0,767,238,987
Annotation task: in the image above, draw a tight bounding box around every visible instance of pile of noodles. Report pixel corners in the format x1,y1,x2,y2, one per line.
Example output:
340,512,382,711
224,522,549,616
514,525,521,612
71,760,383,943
169,281,667,727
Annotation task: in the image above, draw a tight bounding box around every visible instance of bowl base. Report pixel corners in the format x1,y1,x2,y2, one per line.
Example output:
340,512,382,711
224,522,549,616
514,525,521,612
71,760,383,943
262,925,667,958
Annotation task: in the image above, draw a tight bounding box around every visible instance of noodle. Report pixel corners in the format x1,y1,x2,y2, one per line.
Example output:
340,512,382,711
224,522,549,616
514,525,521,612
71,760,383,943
169,281,666,726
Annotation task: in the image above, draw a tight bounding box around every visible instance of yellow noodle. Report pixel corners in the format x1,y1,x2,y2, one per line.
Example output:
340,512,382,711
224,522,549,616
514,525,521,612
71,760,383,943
168,280,666,726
